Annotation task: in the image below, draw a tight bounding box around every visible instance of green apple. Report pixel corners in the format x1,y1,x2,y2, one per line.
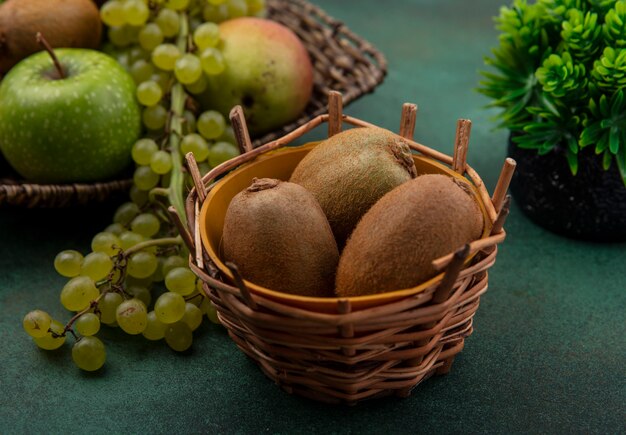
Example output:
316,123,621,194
198,17,313,137
0,48,141,183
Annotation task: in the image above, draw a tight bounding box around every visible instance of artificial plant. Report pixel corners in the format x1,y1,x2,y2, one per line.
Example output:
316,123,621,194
479,0,626,185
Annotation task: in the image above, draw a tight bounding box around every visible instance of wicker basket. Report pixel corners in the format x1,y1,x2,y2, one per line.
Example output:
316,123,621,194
0,0,386,208
173,92,517,404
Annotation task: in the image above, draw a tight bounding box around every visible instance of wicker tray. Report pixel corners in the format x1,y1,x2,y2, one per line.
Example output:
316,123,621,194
0,0,387,208
173,93,517,404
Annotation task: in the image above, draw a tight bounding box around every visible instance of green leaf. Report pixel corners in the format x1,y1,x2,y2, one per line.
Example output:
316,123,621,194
566,150,579,175
602,149,613,169
609,127,621,153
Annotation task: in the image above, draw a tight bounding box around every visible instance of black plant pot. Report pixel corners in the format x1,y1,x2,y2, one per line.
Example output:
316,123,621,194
508,136,626,242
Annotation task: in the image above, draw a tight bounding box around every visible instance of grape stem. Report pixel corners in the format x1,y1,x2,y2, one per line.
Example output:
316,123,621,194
166,12,192,225
122,236,183,258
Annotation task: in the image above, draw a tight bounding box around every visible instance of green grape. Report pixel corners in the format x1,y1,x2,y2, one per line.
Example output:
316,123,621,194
198,293,210,312
193,22,220,49
132,138,159,165
151,257,165,282
116,298,148,335
133,165,160,190
185,74,207,95
207,0,226,5
126,275,153,288
209,141,239,167
143,311,167,340
227,0,247,17
182,110,197,134
155,9,180,37
127,252,158,279
72,336,106,371
130,213,161,238
99,292,123,324
100,0,126,27
60,276,98,312
197,110,225,139
128,47,149,63
23,310,52,338
75,313,100,336
130,59,154,84
108,25,138,47
119,231,146,250
33,319,66,350
54,250,83,278
129,185,149,206
104,223,125,236
198,162,212,176
142,105,168,130
150,150,173,174
166,0,189,11
154,292,186,324
80,252,113,281
127,285,152,307
113,202,141,226
139,23,164,51
164,321,192,351
91,232,121,257
199,47,225,75
218,125,236,144
246,0,265,15
162,255,186,276
151,71,172,93
151,43,181,71
180,134,210,161
182,303,203,331
203,4,229,22
165,267,196,296
174,54,202,84
206,300,220,324
123,0,149,26
136,81,163,107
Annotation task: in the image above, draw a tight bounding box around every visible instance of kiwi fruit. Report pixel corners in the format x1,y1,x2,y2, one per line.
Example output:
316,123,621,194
290,127,417,248
0,0,102,74
335,174,484,297
222,178,339,298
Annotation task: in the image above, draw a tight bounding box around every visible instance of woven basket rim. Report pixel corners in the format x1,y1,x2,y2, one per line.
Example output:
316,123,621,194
178,102,515,316
0,0,387,208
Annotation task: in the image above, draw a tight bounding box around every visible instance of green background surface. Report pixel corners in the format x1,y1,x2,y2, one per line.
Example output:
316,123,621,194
1,1,625,433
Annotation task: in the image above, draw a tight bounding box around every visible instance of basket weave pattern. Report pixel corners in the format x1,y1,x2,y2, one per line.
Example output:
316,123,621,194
180,102,515,404
0,0,386,208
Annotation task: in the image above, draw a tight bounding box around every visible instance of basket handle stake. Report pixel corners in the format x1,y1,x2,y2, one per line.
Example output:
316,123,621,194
230,105,253,154
492,157,516,213
432,244,470,304
399,103,418,140
167,206,195,254
184,152,207,203
225,262,258,310
337,299,355,357
490,195,511,236
328,90,343,137
452,119,472,174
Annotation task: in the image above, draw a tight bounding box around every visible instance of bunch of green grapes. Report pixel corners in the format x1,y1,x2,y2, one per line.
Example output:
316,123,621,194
22,0,265,372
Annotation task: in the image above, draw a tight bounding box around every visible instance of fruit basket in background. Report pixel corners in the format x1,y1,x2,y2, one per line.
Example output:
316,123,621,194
173,92,517,404
0,0,387,208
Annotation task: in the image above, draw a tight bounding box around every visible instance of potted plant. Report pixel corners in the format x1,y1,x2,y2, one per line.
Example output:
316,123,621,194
479,0,626,241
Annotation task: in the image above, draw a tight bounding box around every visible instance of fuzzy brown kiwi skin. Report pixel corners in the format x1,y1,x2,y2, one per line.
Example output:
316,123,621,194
289,127,417,249
335,174,484,297
223,178,339,298
0,0,102,74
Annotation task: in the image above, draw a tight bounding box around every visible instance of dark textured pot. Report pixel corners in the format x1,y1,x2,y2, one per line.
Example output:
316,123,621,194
508,136,626,242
